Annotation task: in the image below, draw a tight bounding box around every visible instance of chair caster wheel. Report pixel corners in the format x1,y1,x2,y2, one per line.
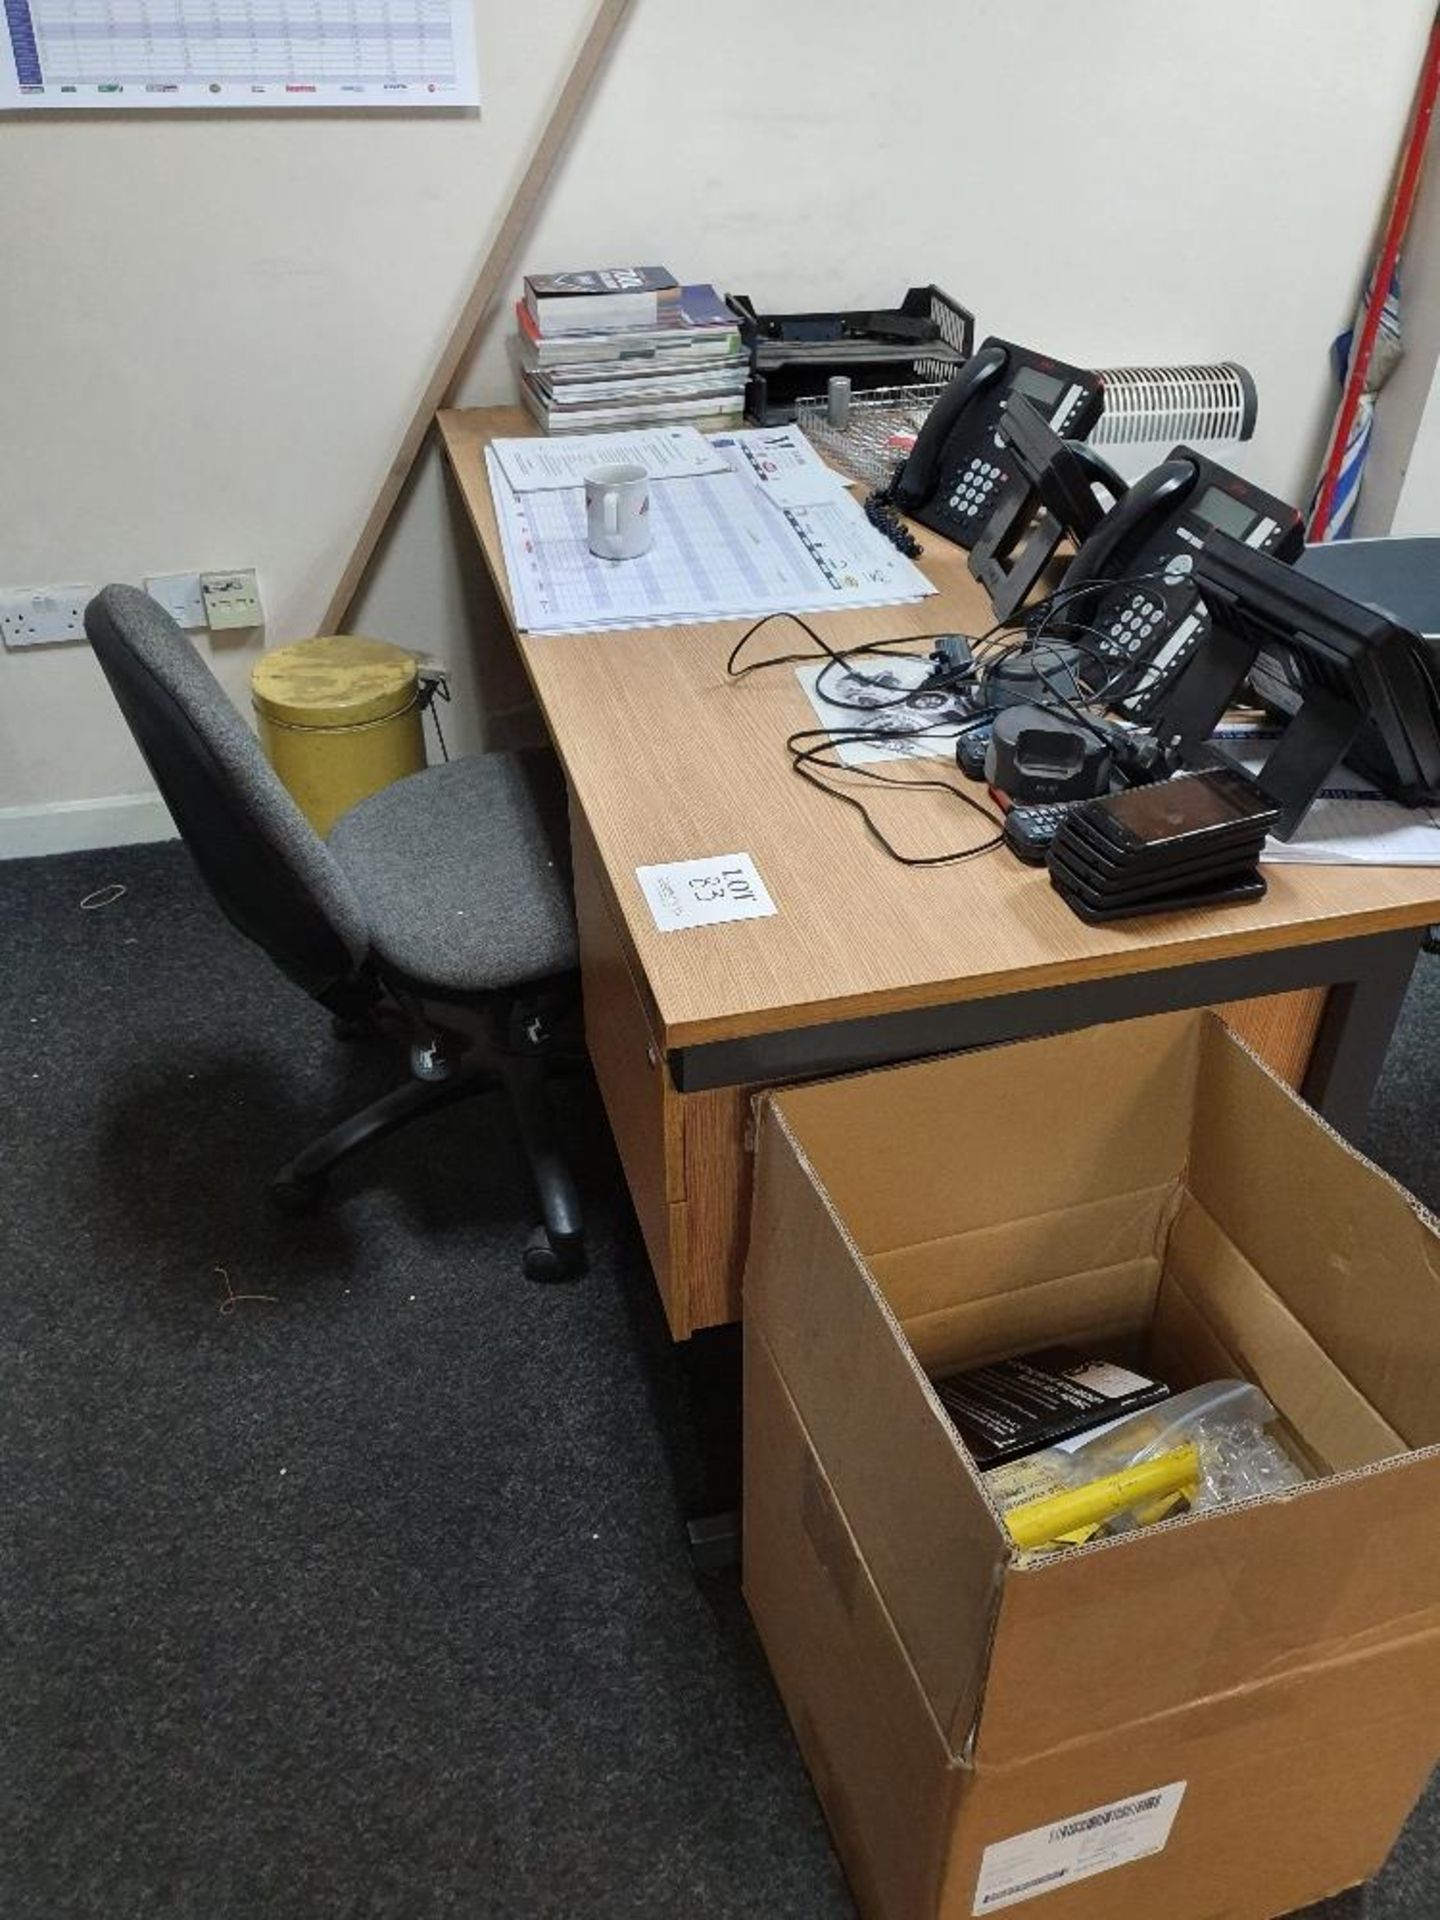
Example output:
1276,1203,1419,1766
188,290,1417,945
522,1225,585,1284
270,1170,328,1215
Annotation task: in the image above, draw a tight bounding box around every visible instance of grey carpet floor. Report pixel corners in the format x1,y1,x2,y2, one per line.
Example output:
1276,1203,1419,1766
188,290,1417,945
0,841,1434,1920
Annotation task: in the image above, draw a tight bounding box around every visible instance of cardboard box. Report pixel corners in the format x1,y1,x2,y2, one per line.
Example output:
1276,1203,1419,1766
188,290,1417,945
743,1012,1440,1920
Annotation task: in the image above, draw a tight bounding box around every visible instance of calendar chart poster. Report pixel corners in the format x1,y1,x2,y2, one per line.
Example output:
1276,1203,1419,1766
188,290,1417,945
1,0,479,108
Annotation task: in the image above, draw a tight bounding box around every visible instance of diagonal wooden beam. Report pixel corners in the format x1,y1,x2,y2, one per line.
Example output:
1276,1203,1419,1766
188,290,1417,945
320,0,637,635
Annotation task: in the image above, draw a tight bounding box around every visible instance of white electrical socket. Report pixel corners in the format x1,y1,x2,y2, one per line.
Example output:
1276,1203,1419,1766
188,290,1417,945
145,571,208,630
200,569,263,632
0,586,95,649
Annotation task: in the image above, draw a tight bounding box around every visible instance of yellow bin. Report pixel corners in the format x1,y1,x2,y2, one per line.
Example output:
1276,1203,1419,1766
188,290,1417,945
252,635,427,837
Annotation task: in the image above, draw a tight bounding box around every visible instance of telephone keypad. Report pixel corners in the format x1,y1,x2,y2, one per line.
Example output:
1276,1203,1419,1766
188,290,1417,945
947,455,1004,525
1003,799,1087,864
1098,589,1167,664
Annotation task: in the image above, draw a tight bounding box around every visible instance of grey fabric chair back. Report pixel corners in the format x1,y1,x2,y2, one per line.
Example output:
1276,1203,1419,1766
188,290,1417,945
85,585,373,1011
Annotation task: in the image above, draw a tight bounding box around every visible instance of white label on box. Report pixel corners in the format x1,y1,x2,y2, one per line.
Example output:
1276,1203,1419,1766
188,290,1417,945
1066,1359,1155,1400
635,853,777,932
972,1781,1187,1914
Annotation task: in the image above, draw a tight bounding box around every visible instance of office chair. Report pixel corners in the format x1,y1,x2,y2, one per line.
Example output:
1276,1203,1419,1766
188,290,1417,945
84,584,585,1281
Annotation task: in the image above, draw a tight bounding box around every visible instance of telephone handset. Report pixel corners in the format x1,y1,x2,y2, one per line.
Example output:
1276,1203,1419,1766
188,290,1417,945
1065,448,1304,719
889,336,1105,550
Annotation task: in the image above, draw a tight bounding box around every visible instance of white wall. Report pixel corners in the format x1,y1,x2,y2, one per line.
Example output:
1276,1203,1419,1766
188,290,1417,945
2,0,1434,844
1391,357,1440,535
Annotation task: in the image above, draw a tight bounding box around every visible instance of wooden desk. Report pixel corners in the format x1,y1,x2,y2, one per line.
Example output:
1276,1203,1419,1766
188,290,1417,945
440,405,1440,1336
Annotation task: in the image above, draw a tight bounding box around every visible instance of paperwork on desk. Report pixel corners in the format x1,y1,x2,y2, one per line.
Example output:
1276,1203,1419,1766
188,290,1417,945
717,422,857,509
1261,781,1440,865
1219,728,1440,866
490,426,730,492
794,654,975,764
485,425,933,635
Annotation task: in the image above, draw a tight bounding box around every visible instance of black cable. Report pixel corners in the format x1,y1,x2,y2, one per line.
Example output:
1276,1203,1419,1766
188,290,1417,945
417,674,452,763
983,626,1131,765
972,568,1190,766
727,587,1158,723
728,609,992,682
722,572,1184,868
1020,574,1194,765
728,615,989,769
964,580,1173,724
726,611,923,679
963,571,1172,712
784,718,1005,866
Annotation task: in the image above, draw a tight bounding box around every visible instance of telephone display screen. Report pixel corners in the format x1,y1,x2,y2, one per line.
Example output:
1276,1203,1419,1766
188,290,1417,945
1011,365,1065,406
1098,769,1271,844
1195,485,1256,538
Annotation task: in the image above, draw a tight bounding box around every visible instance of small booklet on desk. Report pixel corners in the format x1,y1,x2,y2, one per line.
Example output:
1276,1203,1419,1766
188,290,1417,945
514,285,740,367
523,266,680,335
517,381,745,435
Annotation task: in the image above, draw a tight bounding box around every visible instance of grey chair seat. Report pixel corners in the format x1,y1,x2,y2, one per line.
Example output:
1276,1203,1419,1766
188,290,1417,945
329,752,578,994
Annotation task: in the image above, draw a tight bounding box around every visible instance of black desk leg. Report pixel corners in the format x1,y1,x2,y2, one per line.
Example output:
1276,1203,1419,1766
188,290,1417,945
1300,930,1423,1138
673,1325,743,1574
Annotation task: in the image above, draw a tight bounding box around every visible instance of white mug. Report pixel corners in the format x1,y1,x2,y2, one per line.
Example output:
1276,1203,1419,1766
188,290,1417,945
585,462,652,561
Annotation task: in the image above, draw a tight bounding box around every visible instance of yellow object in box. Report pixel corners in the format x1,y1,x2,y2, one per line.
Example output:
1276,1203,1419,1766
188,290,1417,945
252,635,426,837
1002,1443,1201,1551
983,1453,1104,1548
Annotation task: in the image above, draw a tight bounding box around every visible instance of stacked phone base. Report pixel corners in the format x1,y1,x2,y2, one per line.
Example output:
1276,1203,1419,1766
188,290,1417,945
1046,771,1277,924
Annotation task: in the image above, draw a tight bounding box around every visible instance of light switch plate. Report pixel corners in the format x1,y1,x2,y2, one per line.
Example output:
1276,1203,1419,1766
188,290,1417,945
0,585,94,648
145,571,207,630
201,569,263,631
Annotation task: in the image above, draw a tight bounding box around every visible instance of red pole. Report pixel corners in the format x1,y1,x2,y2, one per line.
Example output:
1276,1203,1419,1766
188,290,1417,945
1309,11,1440,541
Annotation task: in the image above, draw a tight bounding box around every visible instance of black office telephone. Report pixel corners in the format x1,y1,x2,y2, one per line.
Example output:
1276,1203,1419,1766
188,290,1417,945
888,336,1105,549
1064,449,1304,719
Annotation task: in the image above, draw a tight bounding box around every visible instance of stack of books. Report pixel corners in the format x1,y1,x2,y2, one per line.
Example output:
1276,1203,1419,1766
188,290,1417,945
514,266,747,434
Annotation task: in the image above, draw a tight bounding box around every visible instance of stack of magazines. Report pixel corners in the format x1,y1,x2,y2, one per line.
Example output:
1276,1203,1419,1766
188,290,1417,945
514,266,747,434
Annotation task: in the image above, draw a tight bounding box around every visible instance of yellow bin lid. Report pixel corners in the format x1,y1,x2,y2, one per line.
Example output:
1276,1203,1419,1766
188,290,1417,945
252,635,418,729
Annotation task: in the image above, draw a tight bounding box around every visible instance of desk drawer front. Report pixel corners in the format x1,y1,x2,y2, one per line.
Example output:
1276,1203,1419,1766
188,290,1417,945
572,818,690,1333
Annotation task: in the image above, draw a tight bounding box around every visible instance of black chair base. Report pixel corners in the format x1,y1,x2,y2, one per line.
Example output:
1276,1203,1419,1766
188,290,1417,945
270,1042,586,1282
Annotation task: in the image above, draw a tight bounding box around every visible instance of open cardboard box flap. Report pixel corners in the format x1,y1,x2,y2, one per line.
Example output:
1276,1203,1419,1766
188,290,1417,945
745,1010,1440,1762
1186,1018,1440,1447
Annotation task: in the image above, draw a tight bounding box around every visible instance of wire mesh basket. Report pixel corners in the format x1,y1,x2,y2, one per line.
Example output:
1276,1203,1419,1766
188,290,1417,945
793,382,949,489
793,362,1259,487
